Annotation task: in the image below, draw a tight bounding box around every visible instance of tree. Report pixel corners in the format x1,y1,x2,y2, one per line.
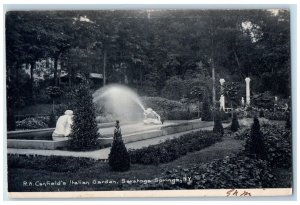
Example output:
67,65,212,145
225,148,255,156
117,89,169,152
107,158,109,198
213,111,224,135
46,86,63,113
202,99,212,121
190,86,205,118
246,117,265,159
108,123,131,172
69,82,100,150
230,112,240,132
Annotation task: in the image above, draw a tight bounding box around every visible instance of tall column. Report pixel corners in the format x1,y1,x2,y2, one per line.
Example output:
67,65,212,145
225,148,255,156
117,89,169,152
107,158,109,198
219,79,225,110
245,77,251,106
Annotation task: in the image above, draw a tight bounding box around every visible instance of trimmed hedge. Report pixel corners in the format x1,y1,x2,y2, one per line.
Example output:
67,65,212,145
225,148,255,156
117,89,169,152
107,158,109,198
7,155,97,172
129,130,222,165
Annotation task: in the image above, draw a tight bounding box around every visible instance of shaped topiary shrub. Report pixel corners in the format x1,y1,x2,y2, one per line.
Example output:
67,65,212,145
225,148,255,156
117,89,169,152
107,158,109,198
108,121,130,171
68,83,100,150
213,111,224,135
245,117,265,159
230,112,240,132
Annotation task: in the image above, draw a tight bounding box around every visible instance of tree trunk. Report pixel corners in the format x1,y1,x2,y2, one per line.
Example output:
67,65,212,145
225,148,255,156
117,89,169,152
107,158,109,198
68,66,72,87
103,49,107,86
211,58,216,107
30,61,35,100
233,49,246,80
198,100,200,118
54,56,59,86
139,66,143,86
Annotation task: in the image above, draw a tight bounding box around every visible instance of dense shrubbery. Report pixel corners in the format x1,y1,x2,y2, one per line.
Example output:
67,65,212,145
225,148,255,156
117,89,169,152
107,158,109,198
129,130,222,165
141,96,198,120
165,110,198,120
213,111,224,135
142,96,184,112
7,154,96,172
140,155,276,190
241,121,292,169
201,100,212,121
265,110,289,121
48,112,57,128
16,117,48,130
233,127,250,140
260,123,292,168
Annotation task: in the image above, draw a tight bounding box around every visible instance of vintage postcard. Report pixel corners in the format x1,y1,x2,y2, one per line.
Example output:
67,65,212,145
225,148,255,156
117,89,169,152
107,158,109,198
5,8,293,198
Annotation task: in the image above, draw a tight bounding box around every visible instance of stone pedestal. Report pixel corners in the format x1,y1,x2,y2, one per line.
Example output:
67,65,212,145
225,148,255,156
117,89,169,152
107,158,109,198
245,77,251,106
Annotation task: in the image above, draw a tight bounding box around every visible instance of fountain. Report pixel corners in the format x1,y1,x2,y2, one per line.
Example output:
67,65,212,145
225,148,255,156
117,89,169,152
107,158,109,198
93,84,162,124
8,84,208,150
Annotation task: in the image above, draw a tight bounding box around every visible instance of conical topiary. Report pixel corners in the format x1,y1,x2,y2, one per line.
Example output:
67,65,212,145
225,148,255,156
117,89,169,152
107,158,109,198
230,112,240,132
108,121,130,171
213,111,224,135
247,117,265,159
68,82,100,150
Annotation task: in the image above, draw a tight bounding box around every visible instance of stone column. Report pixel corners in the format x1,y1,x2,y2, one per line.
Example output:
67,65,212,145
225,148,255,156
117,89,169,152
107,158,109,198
245,77,251,106
219,79,225,110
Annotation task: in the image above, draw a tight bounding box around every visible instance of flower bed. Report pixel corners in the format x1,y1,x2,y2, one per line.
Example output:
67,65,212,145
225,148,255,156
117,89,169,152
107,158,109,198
16,117,48,130
129,130,222,165
138,154,276,190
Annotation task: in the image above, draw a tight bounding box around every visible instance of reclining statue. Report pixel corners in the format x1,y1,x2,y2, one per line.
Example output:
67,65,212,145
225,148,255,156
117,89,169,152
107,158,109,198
143,108,162,125
52,110,74,141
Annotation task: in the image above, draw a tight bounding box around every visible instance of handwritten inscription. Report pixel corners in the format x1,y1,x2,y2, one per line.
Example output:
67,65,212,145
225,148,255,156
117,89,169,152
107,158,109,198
226,189,252,197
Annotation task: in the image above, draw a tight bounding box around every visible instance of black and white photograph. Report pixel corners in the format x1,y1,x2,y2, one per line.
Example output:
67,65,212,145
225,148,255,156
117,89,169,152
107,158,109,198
5,8,293,197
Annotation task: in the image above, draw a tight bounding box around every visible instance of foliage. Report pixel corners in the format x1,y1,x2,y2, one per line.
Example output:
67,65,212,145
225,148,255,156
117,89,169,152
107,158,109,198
46,86,63,99
108,137,131,172
213,111,224,135
48,112,56,128
223,82,240,108
142,97,184,112
230,112,240,132
129,130,222,165
252,91,274,109
260,123,292,168
16,117,48,130
285,113,291,129
265,110,289,121
141,155,276,190
233,127,251,140
8,154,96,172
201,100,212,121
68,83,100,150
245,117,266,159
166,110,198,120
6,10,291,130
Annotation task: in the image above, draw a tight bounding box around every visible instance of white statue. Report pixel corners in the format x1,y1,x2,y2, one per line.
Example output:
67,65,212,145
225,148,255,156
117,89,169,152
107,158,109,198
52,110,74,141
143,108,162,125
